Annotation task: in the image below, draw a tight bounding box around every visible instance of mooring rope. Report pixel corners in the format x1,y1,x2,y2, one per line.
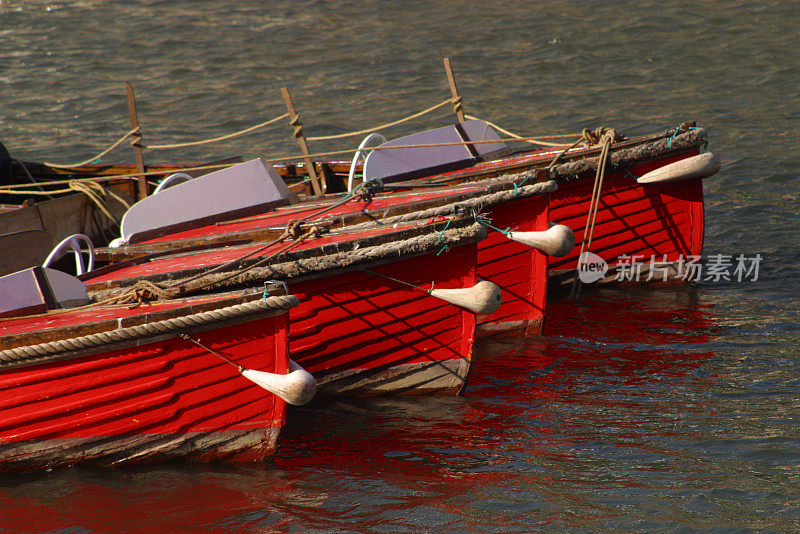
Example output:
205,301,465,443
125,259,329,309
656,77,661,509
42,128,140,169
463,114,582,147
141,113,290,150
67,180,132,225
569,130,616,299
343,178,557,233
0,295,299,366
178,225,323,294
306,98,457,141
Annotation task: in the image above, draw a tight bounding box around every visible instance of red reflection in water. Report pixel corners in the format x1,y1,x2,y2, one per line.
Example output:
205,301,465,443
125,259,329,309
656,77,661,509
0,288,719,533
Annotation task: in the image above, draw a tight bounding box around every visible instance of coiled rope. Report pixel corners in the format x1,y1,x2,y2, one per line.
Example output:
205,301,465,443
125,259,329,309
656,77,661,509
0,294,299,367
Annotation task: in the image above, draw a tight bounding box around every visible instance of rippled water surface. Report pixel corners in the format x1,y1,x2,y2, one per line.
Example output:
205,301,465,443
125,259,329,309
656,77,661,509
1,1,798,532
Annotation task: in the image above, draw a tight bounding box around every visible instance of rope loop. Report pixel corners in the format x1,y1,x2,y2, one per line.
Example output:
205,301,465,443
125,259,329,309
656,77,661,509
581,126,623,148
353,179,384,202
285,219,302,240
451,96,463,114
105,280,178,308
290,114,304,139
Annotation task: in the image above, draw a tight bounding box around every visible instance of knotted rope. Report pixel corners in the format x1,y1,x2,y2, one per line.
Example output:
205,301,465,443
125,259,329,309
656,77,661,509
67,179,132,225
580,126,624,148
103,280,179,308
289,113,304,140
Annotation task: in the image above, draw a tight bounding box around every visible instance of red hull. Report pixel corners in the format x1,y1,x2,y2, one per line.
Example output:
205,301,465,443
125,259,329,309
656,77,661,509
0,298,291,472
548,154,705,290
289,243,478,396
475,195,550,335
84,219,488,396
118,186,551,339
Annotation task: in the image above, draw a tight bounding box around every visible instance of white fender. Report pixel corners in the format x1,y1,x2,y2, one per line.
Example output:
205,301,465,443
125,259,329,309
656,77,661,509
242,359,317,405
430,280,502,315
506,224,575,257
637,152,720,184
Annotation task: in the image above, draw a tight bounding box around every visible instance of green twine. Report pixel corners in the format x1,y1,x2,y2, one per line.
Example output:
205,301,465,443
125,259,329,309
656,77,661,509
478,218,512,236
668,126,702,149
436,217,453,256
262,287,271,309
512,175,531,197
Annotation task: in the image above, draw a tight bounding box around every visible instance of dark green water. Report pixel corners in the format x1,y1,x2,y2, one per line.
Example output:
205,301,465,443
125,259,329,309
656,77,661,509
1,1,798,532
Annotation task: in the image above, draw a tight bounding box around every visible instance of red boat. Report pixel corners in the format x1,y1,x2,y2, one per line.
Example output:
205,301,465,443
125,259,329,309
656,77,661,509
343,120,717,295
82,213,496,397
0,266,303,472
89,157,567,337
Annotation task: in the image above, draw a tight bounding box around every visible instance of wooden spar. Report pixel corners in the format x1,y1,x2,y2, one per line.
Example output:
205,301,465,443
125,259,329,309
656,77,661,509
443,57,465,122
280,87,322,196
124,82,148,201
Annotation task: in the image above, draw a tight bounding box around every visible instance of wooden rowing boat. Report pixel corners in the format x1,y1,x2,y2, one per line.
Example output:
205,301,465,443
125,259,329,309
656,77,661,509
85,157,561,336
81,211,495,397
341,120,716,294
0,268,302,472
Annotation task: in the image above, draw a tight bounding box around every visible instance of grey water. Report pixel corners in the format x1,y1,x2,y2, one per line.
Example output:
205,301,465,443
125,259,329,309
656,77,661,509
1,1,798,532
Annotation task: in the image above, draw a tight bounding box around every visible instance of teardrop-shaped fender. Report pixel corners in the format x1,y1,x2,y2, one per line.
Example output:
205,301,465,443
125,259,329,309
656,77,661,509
637,152,720,184
242,360,317,405
506,224,575,257
429,280,502,315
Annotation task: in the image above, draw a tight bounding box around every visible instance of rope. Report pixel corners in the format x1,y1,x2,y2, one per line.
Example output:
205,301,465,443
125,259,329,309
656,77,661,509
170,219,307,291
344,178,557,233
570,131,615,299
463,114,581,147
103,280,180,308
67,180,132,225
179,226,321,294
100,221,488,296
142,113,290,150
306,98,456,141
42,128,140,169
289,114,304,140
0,295,299,367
